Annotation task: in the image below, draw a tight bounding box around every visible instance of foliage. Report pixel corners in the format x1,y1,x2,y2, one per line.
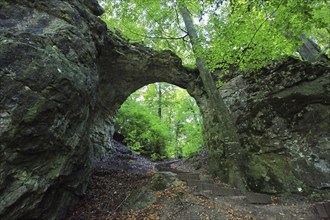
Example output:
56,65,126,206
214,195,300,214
205,0,330,72
100,0,196,66
154,83,203,158
100,0,329,74
115,83,203,159
115,97,170,159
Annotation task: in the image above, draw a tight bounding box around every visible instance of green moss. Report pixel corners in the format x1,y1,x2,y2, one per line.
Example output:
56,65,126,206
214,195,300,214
46,20,64,32
47,155,67,180
4,150,18,162
14,170,38,189
247,153,304,193
8,126,17,139
16,170,29,181
151,173,171,191
227,161,247,192
23,96,46,123
248,156,268,179
122,187,157,211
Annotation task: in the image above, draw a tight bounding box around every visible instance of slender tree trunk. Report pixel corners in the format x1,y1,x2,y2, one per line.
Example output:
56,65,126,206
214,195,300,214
189,100,201,126
157,83,162,119
178,3,246,190
175,123,179,158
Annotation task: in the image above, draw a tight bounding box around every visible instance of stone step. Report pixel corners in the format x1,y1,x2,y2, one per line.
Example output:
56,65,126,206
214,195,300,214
176,173,200,181
186,180,204,186
314,201,330,219
212,187,241,196
245,192,272,204
325,202,330,217
175,171,274,202
156,166,178,173
179,173,276,201
199,175,213,182
191,181,242,196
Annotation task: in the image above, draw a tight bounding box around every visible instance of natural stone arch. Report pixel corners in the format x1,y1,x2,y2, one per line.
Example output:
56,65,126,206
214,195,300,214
91,33,230,187
97,34,200,114
90,32,212,159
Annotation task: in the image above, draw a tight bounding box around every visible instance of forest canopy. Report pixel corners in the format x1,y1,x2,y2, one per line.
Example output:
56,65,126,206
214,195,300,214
100,0,330,72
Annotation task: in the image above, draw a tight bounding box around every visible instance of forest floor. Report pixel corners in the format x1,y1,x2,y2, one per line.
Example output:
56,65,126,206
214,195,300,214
65,142,320,220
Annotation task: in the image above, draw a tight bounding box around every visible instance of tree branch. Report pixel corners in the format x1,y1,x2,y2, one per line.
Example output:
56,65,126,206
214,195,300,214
237,1,283,67
174,3,189,35
126,27,188,41
131,1,189,45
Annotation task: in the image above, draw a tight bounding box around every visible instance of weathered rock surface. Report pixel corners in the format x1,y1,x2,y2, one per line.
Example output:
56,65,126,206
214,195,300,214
217,58,330,196
0,0,106,219
1,0,329,219
0,1,201,219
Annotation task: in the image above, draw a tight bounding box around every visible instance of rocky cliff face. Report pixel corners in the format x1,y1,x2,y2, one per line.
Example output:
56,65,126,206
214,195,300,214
1,0,329,219
218,58,330,197
0,0,106,219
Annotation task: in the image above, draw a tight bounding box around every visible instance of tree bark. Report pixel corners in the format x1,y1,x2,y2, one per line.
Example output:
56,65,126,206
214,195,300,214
157,83,162,119
298,34,329,62
178,3,246,190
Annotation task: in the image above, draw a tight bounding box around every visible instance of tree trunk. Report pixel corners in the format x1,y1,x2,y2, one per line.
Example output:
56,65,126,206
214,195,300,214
298,34,329,62
189,99,201,126
157,83,162,119
175,123,180,158
178,3,246,190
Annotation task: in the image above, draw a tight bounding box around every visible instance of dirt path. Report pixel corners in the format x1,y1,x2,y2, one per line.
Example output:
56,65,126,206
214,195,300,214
65,145,320,220
152,161,318,220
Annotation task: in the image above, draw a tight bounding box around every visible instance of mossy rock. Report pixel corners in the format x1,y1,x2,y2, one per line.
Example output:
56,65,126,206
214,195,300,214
247,153,304,194
151,173,175,191
121,187,157,212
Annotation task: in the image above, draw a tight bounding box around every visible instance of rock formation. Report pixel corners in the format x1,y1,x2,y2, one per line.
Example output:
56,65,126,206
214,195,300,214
0,1,200,219
0,0,329,219
0,0,105,219
218,58,330,196
91,31,202,160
